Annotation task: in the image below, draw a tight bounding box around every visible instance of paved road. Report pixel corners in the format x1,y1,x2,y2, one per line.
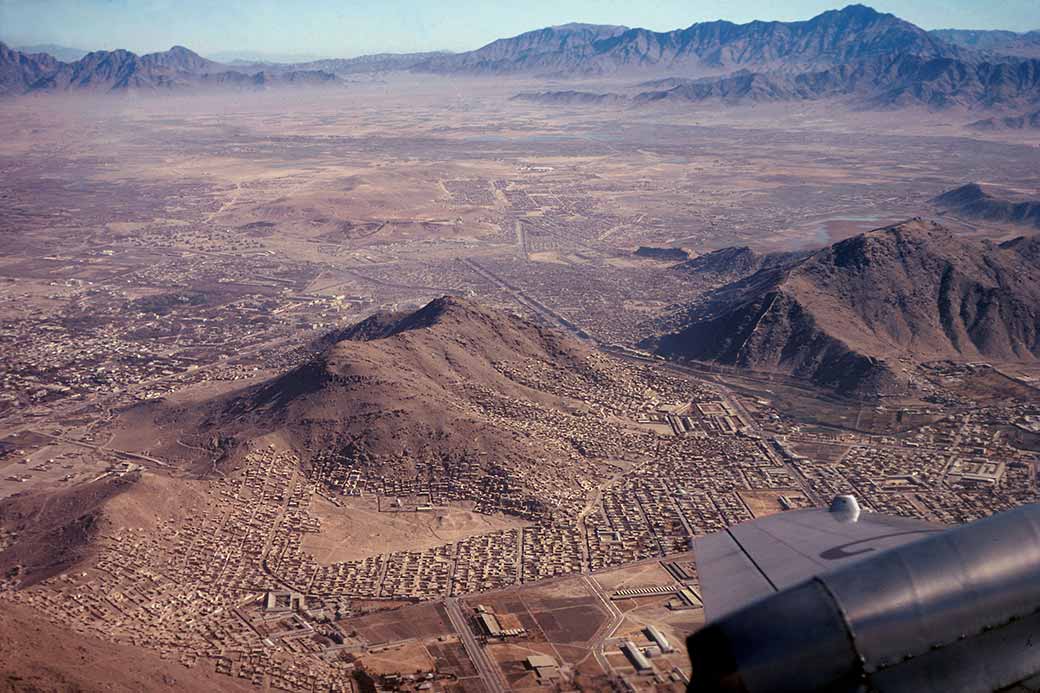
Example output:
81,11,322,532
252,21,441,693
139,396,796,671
582,574,624,675
443,597,507,693
32,430,170,468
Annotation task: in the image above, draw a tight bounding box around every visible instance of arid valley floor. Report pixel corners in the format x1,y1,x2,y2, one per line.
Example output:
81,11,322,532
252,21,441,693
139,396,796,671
2,79,1040,692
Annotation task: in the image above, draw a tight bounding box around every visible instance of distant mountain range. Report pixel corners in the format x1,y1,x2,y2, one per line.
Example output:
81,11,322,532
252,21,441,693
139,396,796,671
967,109,1040,130
629,54,1040,109
0,40,458,96
417,7,961,77
932,29,1040,59
512,89,627,106
15,43,88,62
643,220,1040,395
273,51,452,75
5,4,1040,110
205,50,329,64
0,43,342,95
415,23,630,76
469,6,1040,111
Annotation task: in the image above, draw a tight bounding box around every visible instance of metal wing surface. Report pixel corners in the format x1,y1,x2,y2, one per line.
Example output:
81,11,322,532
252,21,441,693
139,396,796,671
694,508,943,621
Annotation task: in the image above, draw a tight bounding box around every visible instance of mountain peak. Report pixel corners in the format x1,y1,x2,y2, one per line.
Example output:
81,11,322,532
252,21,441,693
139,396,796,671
934,183,1040,230
386,294,485,329
806,4,917,35
834,4,884,19
416,4,962,79
209,297,595,521
861,217,949,239
335,295,498,343
649,219,1040,394
165,45,204,59
816,218,952,271
140,45,217,71
934,182,987,205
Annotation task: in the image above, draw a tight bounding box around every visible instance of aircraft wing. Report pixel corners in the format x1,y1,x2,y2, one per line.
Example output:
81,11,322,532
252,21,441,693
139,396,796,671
694,504,943,621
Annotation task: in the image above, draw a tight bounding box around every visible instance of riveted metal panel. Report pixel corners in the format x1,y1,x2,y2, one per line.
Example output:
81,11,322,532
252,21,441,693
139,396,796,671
824,503,1040,672
687,579,861,693
688,504,1040,693
867,609,1040,693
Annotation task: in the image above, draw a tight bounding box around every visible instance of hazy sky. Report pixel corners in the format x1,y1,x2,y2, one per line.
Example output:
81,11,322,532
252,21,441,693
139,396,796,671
3,0,1039,58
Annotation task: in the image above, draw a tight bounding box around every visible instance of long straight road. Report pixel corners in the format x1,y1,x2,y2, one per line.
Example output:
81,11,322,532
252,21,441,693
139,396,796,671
582,574,624,675
443,597,507,693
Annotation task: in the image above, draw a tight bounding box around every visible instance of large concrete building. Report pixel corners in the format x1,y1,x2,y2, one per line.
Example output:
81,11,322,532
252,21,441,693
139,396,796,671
645,625,674,653
621,640,652,672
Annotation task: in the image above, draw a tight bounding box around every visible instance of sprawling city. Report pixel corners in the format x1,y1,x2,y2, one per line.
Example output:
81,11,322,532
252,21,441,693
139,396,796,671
2,1,1040,692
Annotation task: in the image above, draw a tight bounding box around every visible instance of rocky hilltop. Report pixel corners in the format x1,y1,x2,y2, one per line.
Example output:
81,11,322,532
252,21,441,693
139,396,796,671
0,42,62,95
512,90,627,106
168,296,647,520
934,183,1040,230
0,473,136,586
672,246,808,282
644,220,1040,394
634,245,690,261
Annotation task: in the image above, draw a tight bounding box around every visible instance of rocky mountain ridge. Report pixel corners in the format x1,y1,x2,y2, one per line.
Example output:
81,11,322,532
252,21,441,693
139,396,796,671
644,220,1040,394
934,183,1040,230
417,6,960,77
0,42,340,95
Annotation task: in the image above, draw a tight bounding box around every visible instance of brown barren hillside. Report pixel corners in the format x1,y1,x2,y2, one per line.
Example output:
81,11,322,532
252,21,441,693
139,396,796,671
934,183,1040,230
159,296,637,519
0,474,137,587
0,602,253,693
671,246,809,283
645,220,1040,394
